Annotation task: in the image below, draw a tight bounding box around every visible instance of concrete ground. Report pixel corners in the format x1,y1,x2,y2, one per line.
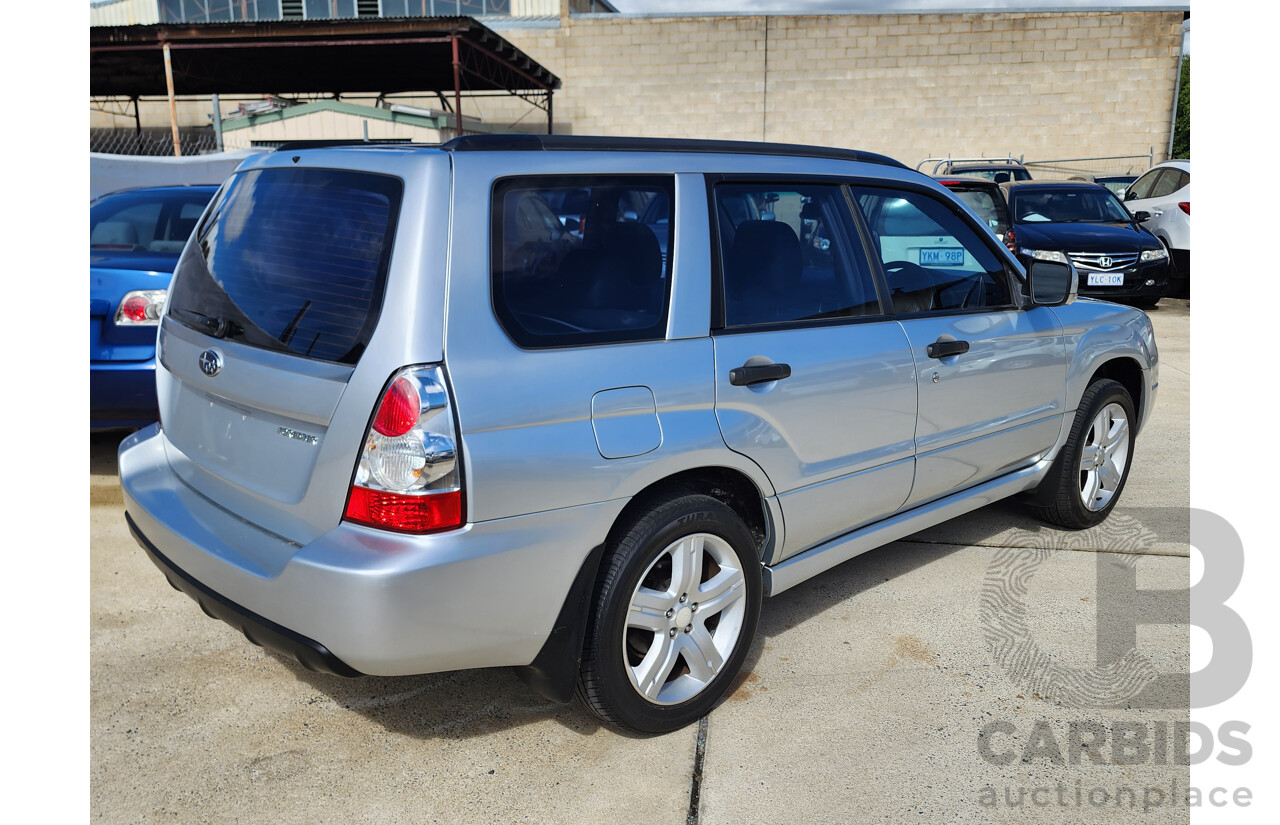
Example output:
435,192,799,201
90,300,1190,824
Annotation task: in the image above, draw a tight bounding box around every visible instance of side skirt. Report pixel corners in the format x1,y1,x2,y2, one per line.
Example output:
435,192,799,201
763,458,1052,596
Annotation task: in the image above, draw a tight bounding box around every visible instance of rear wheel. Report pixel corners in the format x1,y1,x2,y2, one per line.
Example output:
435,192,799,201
576,493,762,734
1030,379,1136,529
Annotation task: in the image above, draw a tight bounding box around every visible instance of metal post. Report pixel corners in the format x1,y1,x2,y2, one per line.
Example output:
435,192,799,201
132,96,141,134
163,43,181,157
211,93,223,151
451,34,463,138
547,91,553,135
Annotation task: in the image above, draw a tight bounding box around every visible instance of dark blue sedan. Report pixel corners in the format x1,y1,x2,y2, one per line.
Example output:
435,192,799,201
90,185,219,429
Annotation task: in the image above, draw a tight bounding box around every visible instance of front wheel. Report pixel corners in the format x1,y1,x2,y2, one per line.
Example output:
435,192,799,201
576,493,762,734
1030,379,1136,529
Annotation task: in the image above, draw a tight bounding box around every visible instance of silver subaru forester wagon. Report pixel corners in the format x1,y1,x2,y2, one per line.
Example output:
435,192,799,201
120,135,1157,734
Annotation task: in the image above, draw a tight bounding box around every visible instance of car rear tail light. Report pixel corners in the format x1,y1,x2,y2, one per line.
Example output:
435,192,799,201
372,376,420,437
1178,202,1190,215
115,289,167,326
344,366,464,534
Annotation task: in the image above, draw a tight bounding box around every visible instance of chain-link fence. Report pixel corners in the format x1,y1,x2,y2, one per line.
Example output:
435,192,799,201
90,128,220,157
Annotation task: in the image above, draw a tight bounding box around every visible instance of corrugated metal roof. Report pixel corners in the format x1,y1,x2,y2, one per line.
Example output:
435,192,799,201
90,16,561,97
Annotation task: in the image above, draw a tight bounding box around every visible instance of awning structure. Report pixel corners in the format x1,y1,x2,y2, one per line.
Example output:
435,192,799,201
90,16,561,153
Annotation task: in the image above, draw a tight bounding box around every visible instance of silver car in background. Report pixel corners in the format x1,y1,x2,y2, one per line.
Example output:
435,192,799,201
120,135,1157,734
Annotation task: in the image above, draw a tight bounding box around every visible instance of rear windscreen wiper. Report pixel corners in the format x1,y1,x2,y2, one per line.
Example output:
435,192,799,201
169,307,242,339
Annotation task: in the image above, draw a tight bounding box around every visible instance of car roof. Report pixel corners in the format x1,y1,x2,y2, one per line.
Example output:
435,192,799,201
275,134,910,170
1151,159,1190,171
999,180,1109,191
93,183,221,203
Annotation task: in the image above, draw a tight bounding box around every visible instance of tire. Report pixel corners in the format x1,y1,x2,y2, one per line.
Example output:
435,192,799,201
1030,379,1136,529
1130,295,1161,309
1169,247,1190,298
576,493,762,734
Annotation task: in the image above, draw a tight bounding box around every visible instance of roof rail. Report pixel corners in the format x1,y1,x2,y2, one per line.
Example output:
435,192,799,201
442,134,908,170
272,138,416,152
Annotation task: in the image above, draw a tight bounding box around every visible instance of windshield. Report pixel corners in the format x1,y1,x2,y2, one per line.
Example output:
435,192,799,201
948,167,1031,182
90,188,216,255
1011,187,1133,224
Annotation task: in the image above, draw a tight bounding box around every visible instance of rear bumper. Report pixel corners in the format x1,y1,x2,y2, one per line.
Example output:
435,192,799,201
90,357,157,429
130,514,363,677
120,425,626,676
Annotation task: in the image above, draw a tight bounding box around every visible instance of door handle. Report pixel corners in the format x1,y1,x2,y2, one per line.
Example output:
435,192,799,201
1152,209,1164,216
729,363,792,386
927,340,970,359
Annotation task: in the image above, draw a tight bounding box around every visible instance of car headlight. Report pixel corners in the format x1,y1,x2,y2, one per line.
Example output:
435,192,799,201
1019,248,1070,264
1140,248,1169,262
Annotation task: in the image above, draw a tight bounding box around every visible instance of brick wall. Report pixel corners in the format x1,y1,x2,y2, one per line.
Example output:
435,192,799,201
92,11,1184,167
481,11,1184,166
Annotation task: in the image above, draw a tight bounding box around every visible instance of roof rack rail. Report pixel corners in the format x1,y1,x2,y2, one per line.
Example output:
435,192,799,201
441,134,908,170
916,155,1026,176
272,138,416,152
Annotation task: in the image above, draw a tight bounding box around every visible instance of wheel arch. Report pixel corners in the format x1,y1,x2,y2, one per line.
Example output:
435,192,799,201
1086,356,1145,432
606,466,775,562
1056,302,1157,438
514,463,776,704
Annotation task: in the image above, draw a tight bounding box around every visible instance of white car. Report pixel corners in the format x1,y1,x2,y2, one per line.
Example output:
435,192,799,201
1123,160,1189,293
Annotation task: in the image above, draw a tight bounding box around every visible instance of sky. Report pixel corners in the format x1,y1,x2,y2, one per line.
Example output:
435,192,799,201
609,1,1189,13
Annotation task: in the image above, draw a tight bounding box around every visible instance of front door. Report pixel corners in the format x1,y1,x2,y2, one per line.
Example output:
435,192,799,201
709,181,918,559
852,184,1069,508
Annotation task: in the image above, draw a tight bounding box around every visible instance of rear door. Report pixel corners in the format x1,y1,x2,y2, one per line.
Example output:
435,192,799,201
852,184,1068,508
709,181,918,559
155,159,436,545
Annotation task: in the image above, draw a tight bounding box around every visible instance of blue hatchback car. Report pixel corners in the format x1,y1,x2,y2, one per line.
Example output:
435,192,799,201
90,185,218,429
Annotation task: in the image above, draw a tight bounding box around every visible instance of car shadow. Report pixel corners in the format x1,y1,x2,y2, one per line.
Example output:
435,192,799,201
90,430,132,477
725,500,1188,702
267,652,613,740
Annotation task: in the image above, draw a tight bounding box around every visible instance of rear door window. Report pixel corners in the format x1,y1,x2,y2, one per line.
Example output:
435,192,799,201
492,176,674,348
167,167,402,364
714,183,881,328
1148,170,1185,199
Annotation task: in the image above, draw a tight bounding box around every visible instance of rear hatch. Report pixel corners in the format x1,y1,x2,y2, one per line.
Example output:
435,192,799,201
156,158,431,545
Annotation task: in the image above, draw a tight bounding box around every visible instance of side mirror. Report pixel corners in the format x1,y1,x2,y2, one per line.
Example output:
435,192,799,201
1124,189,1138,202
1027,260,1077,307
562,217,581,233
1132,210,1152,223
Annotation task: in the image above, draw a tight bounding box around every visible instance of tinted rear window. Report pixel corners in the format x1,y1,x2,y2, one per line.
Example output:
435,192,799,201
491,175,674,348
168,167,402,364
